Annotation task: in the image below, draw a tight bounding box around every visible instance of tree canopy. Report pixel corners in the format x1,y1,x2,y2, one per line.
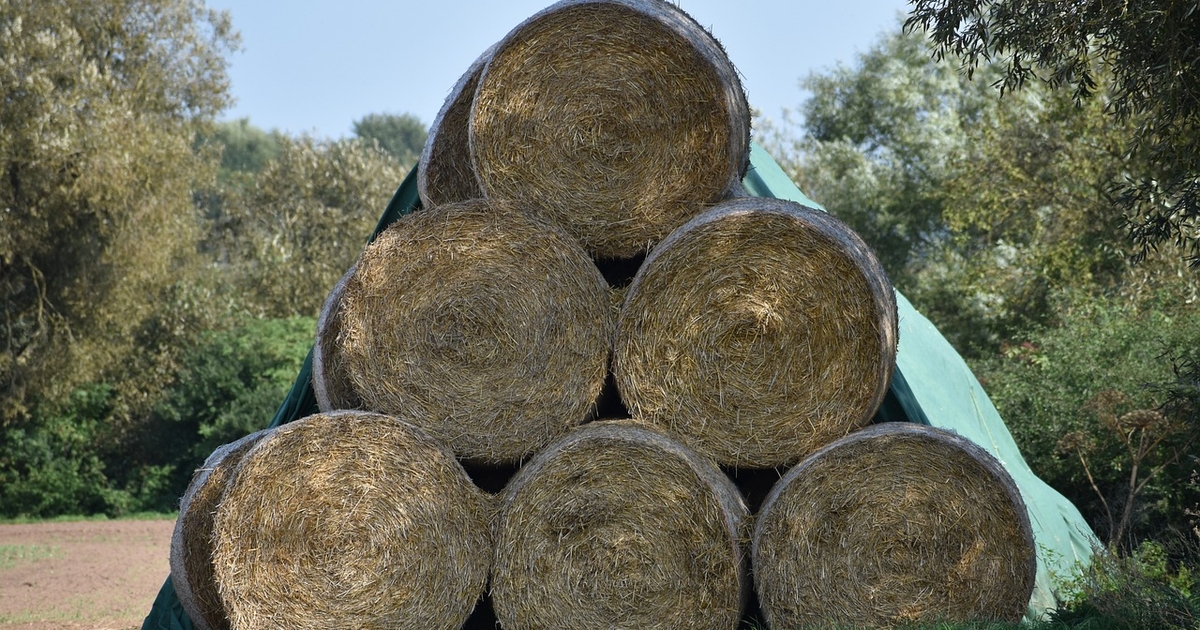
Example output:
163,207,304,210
906,0,1200,264
351,112,428,168
0,0,238,425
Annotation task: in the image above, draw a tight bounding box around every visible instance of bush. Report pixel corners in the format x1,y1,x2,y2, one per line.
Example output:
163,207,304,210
141,316,315,509
975,293,1200,548
1053,541,1199,630
0,385,127,518
0,317,315,517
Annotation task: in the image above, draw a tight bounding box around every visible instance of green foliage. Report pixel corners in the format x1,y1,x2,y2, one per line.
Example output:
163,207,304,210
907,83,1147,355
352,111,428,168
0,385,124,517
126,315,313,511
0,0,237,426
974,294,1200,546
762,26,999,285
1054,542,1200,630
153,316,314,460
907,0,1200,264
0,317,313,518
207,135,405,318
206,117,282,174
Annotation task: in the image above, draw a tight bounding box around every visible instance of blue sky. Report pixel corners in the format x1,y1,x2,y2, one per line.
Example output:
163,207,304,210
205,0,910,138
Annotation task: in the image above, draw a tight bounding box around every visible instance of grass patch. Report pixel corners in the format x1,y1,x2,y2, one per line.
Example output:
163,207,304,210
0,511,177,525
0,544,58,570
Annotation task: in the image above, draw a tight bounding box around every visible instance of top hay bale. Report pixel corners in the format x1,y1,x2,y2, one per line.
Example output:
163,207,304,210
613,196,898,468
469,0,751,259
313,199,615,464
752,422,1037,629
491,420,749,630
210,411,493,630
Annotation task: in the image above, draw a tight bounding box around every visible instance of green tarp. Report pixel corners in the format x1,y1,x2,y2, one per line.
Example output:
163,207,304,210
141,145,1096,629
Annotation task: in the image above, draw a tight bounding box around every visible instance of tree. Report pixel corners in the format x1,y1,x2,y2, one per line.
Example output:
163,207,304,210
760,27,997,289
768,24,1198,357
0,0,238,427
351,112,428,168
206,117,282,175
208,135,406,319
906,0,1200,264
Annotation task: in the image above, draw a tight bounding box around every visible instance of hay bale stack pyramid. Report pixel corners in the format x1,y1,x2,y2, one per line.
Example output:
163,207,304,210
170,0,1037,628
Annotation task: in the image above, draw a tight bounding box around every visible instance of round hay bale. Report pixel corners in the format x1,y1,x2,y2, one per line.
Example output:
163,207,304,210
469,0,751,259
492,420,749,630
169,430,271,630
211,411,492,630
613,197,898,468
313,199,615,463
312,266,361,412
752,422,1037,629
417,45,493,207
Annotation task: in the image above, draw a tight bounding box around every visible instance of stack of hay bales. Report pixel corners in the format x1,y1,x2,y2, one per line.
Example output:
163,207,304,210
169,0,1037,628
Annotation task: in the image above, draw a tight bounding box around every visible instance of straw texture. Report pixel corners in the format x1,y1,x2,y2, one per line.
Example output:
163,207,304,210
313,199,614,463
418,46,492,207
210,411,492,630
614,197,898,467
170,430,270,630
491,420,749,630
470,0,750,258
752,423,1037,629
312,266,361,412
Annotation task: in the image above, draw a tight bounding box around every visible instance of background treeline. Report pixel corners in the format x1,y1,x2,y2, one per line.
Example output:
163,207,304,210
0,0,422,518
0,0,1197,617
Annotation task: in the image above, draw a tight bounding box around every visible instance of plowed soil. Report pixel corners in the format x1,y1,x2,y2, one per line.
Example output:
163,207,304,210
0,519,174,630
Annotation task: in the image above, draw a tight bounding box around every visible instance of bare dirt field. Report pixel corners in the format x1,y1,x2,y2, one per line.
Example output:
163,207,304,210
0,518,174,630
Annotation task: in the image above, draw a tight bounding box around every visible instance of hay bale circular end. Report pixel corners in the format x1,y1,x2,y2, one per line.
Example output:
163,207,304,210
752,422,1037,629
170,430,271,630
492,420,749,630
314,199,615,463
614,197,898,467
470,0,751,258
210,411,492,630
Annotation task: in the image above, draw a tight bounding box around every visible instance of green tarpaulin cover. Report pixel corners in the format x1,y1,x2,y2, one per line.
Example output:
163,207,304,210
141,145,1096,629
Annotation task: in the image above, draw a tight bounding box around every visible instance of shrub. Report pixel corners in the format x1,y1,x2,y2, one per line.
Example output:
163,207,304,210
974,293,1200,548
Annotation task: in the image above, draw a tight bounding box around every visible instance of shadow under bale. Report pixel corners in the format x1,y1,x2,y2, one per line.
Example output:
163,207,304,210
491,420,749,630
210,412,493,630
752,422,1037,629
